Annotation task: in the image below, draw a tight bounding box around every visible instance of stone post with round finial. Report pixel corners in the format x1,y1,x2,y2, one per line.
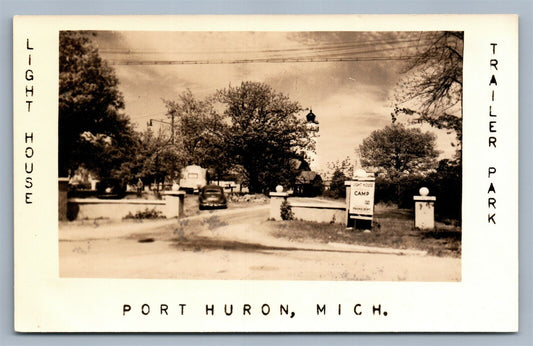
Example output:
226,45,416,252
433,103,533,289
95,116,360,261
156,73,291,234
269,185,289,221
413,187,436,229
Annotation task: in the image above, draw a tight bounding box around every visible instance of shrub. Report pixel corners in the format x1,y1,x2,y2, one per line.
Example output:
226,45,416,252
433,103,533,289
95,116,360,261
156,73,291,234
123,208,166,220
280,200,294,220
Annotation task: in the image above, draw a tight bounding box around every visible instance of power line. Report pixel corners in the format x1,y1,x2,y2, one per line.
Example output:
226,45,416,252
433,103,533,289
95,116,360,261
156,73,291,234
104,44,428,65
102,38,430,66
108,55,417,66
135,112,169,120
273,43,431,58
99,37,432,56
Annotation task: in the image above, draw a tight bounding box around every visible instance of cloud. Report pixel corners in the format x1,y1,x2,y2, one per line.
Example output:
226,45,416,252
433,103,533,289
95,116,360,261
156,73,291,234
84,30,455,170
310,89,393,171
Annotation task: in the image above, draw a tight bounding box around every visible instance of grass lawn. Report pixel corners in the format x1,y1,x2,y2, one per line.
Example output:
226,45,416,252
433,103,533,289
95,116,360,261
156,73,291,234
270,205,461,258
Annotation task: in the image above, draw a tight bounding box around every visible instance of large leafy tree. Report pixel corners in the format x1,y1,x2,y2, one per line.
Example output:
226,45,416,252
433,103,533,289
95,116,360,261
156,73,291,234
59,31,137,179
216,81,315,193
359,124,439,178
163,90,230,181
389,32,462,219
392,31,463,149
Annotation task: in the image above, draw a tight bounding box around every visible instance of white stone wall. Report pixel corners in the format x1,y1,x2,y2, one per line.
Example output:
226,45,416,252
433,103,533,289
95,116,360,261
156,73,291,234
291,205,346,224
269,193,346,224
68,193,184,220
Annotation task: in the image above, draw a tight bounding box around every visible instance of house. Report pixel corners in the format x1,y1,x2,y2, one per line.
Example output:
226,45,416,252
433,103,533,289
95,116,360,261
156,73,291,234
294,171,323,197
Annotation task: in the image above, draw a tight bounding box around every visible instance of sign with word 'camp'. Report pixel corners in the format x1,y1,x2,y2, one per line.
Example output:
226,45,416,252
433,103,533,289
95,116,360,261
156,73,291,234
349,180,375,216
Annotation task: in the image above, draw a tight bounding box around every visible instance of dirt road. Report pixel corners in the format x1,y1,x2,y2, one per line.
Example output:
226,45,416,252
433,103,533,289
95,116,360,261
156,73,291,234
59,205,461,281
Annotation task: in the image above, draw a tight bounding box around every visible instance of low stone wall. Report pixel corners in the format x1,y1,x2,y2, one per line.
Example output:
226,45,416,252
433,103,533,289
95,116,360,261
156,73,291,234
269,193,346,224
289,200,346,224
66,191,184,221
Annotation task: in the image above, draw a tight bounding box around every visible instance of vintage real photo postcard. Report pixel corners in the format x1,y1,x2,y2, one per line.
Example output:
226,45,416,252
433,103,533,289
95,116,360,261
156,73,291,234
13,15,518,332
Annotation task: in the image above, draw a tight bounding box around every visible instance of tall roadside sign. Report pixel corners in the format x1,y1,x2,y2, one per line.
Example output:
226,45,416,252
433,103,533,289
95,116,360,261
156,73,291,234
345,169,375,229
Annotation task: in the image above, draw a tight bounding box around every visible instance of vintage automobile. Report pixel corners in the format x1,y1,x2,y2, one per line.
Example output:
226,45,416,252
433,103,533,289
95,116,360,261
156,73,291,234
198,184,228,210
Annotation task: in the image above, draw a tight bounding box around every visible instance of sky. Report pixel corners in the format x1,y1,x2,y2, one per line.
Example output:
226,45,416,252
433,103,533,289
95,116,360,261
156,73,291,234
88,31,458,175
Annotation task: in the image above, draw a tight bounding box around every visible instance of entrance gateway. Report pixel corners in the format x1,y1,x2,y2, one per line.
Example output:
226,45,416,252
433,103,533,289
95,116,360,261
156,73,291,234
345,169,375,229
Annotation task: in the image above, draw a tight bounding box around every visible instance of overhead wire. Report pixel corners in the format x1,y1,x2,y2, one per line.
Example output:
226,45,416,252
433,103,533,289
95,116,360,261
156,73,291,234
103,41,431,66
108,56,420,66
99,36,433,56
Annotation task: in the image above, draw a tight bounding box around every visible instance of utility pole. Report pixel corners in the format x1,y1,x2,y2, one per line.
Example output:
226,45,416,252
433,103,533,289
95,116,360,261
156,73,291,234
148,117,174,144
147,115,177,188
170,111,175,145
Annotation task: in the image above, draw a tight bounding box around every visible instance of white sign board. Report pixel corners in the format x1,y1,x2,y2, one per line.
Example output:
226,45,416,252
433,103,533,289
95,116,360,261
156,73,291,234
349,180,375,216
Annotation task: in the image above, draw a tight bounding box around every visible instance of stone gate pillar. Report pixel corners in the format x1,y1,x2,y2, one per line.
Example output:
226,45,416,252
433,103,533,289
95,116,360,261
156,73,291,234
269,185,289,221
58,178,69,221
162,191,186,218
413,187,436,229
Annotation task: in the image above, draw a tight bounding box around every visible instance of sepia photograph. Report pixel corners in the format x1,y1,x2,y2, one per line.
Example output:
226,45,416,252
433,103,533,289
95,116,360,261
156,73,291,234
13,14,519,333
58,30,463,281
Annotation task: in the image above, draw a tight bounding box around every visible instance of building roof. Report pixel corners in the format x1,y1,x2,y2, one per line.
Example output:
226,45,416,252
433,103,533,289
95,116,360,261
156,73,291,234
295,171,319,184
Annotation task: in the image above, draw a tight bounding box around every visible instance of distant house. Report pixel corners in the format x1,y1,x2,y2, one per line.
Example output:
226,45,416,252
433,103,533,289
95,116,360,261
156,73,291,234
294,171,323,197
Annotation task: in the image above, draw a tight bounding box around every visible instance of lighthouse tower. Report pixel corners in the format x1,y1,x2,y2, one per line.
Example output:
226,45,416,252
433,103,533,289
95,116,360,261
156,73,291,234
305,108,319,170
306,108,319,126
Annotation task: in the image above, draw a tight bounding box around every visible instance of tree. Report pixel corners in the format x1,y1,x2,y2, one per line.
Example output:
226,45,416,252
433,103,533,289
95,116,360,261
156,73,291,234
326,157,354,180
427,159,462,222
389,32,462,218
359,124,439,178
59,31,137,179
216,81,315,193
129,128,184,189
323,157,353,199
392,31,463,149
163,90,231,181
328,169,348,199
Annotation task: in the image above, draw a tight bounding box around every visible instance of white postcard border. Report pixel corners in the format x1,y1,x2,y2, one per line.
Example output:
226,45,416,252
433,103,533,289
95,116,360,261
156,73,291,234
13,14,518,332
